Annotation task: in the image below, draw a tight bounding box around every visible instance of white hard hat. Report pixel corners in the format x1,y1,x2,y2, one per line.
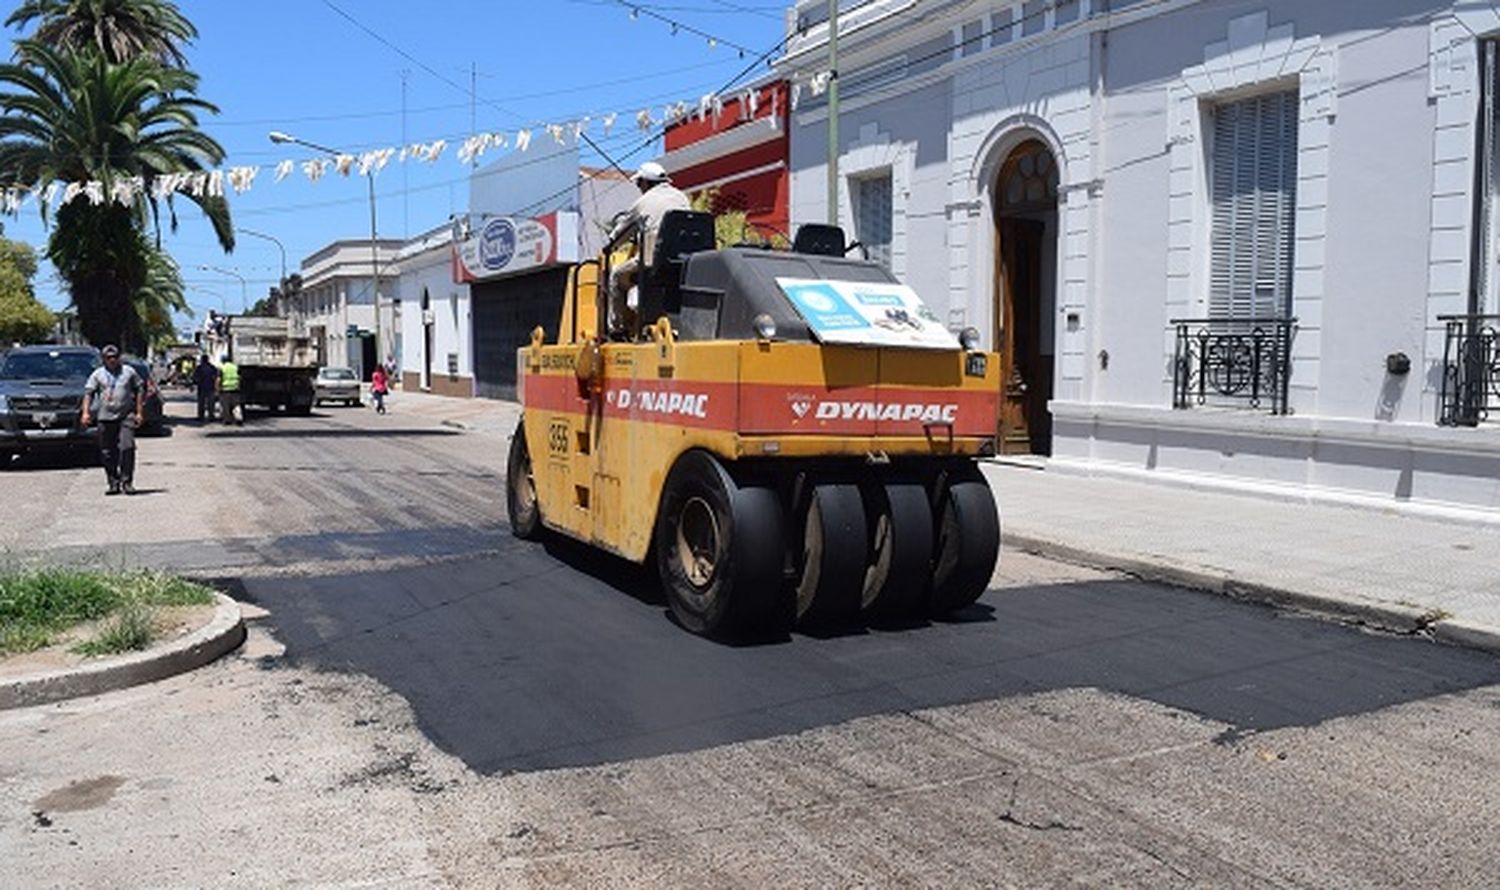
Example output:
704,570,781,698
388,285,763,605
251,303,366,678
633,161,669,183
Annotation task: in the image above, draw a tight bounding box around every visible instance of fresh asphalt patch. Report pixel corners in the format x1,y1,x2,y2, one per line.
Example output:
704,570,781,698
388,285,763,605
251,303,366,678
243,536,1500,776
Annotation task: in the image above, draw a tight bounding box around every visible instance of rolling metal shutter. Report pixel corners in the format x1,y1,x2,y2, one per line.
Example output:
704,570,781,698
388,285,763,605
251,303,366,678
1209,91,1299,321
470,267,569,401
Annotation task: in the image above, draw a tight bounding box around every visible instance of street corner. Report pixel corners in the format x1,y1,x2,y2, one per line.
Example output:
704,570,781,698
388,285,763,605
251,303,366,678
0,591,246,711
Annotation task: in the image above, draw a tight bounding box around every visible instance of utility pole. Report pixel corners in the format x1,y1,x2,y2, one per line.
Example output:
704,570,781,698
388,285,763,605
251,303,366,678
401,69,410,239
368,172,381,371
826,0,840,227
470,62,479,171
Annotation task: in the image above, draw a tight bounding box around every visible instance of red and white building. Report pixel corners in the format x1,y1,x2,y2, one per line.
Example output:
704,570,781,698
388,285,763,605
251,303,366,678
661,79,790,239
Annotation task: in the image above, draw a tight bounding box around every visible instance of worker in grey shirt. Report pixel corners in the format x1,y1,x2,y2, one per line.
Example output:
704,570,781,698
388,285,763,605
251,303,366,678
607,162,691,338
80,344,145,495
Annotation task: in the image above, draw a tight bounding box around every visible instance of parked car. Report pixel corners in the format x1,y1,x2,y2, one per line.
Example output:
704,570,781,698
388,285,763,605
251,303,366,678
314,366,362,407
124,358,166,435
0,345,100,462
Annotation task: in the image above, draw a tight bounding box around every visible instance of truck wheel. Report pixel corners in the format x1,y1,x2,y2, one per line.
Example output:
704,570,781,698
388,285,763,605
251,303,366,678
506,422,543,540
288,403,312,416
656,451,785,637
793,483,868,628
860,481,933,621
929,465,1001,615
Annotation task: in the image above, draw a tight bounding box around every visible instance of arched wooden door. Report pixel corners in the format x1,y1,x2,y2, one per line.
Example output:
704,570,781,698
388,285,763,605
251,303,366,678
994,140,1059,456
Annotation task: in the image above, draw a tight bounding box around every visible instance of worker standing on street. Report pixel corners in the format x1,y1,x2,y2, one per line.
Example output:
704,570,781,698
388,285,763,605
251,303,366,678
218,354,243,426
607,161,690,338
192,354,218,422
80,345,144,496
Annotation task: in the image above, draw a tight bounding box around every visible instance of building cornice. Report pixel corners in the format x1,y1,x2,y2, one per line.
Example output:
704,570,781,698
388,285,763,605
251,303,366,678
661,116,783,174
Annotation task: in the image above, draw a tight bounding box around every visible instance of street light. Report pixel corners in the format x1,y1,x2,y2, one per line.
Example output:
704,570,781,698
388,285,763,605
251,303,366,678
188,286,226,313
236,227,287,283
199,264,247,312
269,130,384,369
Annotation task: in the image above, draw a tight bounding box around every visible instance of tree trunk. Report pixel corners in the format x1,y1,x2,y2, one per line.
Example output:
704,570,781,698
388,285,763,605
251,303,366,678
72,271,134,350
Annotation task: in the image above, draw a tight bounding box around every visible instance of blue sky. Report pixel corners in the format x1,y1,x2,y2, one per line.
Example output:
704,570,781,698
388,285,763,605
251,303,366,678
2,0,789,326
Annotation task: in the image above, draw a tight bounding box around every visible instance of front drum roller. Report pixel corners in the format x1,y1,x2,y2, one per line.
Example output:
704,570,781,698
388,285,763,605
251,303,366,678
929,464,1001,615
793,483,869,628
656,451,786,637
506,420,543,540
860,480,934,621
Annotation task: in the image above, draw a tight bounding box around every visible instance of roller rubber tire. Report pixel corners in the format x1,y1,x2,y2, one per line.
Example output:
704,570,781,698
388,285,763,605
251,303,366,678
506,421,543,540
793,483,868,627
859,480,934,621
656,451,786,637
930,465,1001,615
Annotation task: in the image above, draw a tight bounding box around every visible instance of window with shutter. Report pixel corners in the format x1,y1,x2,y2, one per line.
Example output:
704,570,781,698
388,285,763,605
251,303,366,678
854,173,894,271
1208,91,1298,322
1472,40,1499,315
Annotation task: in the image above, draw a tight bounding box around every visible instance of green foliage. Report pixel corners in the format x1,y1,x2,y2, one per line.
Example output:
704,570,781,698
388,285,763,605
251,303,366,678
133,245,186,348
5,0,198,67
0,2,231,348
0,566,214,655
689,187,786,249
0,234,52,344
74,601,152,655
0,236,39,280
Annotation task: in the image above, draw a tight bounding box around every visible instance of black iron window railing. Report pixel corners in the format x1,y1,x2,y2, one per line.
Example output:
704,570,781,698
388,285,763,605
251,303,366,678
1171,317,1296,415
1439,314,1500,426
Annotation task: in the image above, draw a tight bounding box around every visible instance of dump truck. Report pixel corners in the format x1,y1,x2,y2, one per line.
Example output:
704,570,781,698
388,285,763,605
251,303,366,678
506,211,1002,636
203,315,317,415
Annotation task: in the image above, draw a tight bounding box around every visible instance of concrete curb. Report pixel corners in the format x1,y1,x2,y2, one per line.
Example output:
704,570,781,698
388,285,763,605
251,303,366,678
1003,532,1500,657
0,593,246,711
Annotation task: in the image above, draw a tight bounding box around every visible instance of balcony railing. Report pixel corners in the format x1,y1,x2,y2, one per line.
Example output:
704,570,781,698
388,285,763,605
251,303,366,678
1171,317,1296,415
1439,314,1500,426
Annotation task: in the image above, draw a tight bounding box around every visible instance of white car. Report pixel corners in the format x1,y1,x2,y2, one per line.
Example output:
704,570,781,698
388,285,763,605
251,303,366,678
314,367,361,407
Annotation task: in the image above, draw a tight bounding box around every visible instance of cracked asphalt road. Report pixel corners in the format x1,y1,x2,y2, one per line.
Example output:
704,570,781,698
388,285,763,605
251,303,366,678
3,395,1499,887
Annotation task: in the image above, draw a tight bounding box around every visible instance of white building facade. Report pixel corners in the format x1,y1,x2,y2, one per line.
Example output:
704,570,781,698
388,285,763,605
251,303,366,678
289,239,403,378
779,0,1500,516
395,225,472,397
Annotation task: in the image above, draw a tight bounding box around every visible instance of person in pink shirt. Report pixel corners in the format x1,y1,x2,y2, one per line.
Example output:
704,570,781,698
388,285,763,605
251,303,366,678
370,366,389,415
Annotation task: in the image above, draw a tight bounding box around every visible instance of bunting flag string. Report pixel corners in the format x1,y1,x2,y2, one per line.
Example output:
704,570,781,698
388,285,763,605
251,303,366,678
0,71,832,213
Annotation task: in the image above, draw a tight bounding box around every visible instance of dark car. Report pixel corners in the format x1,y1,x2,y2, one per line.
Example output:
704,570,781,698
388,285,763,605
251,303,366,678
0,345,100,461
124,358,167,434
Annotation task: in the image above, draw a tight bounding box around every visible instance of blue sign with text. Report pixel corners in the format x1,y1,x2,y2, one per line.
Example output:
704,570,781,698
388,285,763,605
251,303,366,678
780,282,870,332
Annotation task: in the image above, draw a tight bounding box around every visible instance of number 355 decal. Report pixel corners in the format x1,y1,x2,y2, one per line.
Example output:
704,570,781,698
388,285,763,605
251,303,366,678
547,419,569,456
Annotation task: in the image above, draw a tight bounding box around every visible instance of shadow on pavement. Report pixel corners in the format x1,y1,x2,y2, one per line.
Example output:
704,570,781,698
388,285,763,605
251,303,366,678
243,539,1500,776
203,427,461,439
3,447,99,471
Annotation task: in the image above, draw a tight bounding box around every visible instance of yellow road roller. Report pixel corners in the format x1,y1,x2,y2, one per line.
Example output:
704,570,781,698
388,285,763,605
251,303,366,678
506,212,1001,636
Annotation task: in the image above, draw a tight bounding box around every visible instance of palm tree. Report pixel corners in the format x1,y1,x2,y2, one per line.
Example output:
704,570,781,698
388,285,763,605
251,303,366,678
5,0,198,67
132,244,186,350
0,40,233,346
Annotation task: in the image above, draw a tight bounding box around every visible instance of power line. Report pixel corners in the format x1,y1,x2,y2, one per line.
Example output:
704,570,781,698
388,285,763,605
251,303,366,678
515,28,794,217
317,0,525,125
607,0,759,56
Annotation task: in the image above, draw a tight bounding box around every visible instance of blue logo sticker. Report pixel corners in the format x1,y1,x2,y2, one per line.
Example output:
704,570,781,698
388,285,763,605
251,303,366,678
479,219,517,271
783,283,869,331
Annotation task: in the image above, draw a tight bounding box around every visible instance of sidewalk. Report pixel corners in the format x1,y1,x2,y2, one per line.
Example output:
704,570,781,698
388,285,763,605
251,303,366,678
386,386,522,437
388,390,1500,655
982,461,1500,655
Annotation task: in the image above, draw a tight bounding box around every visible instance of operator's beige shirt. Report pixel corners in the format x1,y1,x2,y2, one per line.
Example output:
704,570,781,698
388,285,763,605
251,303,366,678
619,183,691,265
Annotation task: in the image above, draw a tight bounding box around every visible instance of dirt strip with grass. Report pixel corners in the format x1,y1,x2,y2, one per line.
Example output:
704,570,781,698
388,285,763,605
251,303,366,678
0,567,216,660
